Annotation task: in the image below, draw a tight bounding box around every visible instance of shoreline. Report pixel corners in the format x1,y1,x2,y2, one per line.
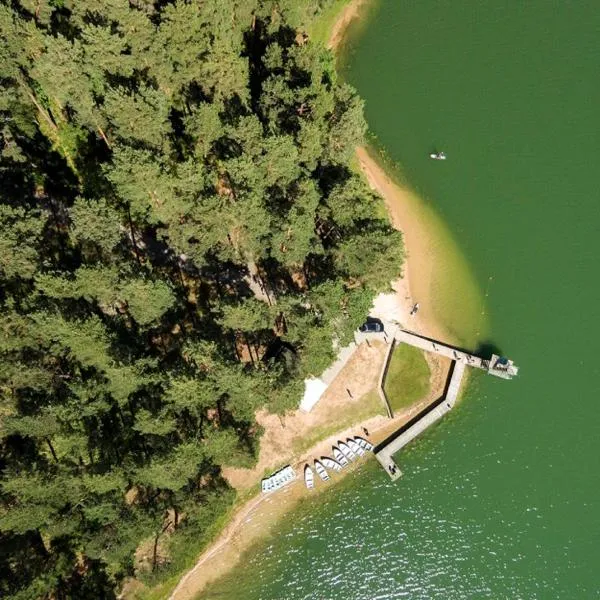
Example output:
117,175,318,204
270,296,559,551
327,0,372,51
157,4,474,599
163,125,456,600
166,383,449,600
357,143,488,349
356,146,457,345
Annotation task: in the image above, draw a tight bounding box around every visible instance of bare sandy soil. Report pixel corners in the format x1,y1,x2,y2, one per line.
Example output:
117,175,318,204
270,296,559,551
222,341,388,490
327,0,370,50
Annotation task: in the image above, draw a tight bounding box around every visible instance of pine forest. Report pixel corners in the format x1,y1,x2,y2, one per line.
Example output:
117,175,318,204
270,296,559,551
0,1,403,597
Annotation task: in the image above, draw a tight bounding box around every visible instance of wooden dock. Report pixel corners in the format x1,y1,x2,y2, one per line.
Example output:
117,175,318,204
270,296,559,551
375,329,517,479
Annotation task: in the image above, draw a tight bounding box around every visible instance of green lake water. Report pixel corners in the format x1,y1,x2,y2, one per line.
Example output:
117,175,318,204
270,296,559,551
201,2,600,598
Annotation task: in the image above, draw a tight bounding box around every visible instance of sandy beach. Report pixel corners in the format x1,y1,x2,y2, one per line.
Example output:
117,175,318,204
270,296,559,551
356,146,456,345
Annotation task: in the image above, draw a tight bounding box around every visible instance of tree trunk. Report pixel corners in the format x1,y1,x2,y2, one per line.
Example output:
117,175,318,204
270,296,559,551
152,520,173,571
152,532,160,572
96,125,111,149
279,311,288,334
46,438,58,462
23,85,57,130
244,333,256,366
256,270,274,305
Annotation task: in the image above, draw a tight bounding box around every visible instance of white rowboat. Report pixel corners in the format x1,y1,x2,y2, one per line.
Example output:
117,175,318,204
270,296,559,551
314,460,330,482
347,438,365,456
304,465,314,489
339,441,357,461
261,465,296,493
332,446,349,467
354,436,374,451
321,456,342,472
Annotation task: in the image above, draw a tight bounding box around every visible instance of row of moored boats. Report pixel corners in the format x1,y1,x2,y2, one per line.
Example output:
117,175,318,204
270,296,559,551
304,436,373,489
261,465,296,493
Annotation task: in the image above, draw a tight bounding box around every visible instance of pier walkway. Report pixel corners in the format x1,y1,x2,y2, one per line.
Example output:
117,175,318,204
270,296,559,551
396,329,486,368
395,329,518,379
375,329,517,479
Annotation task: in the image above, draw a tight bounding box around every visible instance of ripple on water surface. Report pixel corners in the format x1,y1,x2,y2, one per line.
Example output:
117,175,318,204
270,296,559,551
201,382,577,600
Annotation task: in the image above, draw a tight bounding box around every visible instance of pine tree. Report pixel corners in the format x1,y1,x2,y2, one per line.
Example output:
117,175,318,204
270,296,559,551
102,86,171,151
70,198,125,259
0,206,46,279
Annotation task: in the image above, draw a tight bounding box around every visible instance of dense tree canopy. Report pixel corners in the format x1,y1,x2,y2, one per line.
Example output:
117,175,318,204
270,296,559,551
0,0,403,597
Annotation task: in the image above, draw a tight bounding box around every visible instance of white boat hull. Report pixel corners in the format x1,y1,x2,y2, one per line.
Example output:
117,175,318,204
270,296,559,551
354,436,374,451
332,447,349,467
347,438,365,456
314,460,330,482
339,441,357,461
322,457,342,472
262,465,296,493
304,465,314,489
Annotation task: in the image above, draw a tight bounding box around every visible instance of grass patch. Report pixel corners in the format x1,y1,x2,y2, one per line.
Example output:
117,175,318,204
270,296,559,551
291,389,385,455
384,344,431,413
